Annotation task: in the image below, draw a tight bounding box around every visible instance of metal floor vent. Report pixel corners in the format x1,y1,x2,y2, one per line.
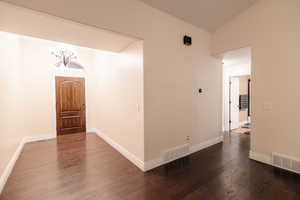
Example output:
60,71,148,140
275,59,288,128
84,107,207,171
163,144,190,163
272,153,300,174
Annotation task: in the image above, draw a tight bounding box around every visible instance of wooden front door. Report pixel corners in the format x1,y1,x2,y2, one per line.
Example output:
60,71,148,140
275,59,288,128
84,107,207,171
55,77,86,136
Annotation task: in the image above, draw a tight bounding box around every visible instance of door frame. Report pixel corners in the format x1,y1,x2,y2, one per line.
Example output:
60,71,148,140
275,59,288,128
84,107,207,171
55,76,86,136
229,76,240,131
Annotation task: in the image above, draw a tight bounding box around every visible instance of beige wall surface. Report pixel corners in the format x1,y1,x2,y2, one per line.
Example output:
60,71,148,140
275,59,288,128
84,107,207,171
90,41,144,160
0,32,144,179
213,0,300,159
0,33,23,176
0,0,222,162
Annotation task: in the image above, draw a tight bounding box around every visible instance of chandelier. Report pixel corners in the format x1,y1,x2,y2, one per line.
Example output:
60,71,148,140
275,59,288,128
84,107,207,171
51,48,84,70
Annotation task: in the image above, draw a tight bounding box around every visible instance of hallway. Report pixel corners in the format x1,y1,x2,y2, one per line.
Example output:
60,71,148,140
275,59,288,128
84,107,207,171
1,132,300,200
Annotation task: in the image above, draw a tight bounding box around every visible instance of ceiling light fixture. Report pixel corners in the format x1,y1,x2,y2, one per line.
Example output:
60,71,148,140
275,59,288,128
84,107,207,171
51,48,84,70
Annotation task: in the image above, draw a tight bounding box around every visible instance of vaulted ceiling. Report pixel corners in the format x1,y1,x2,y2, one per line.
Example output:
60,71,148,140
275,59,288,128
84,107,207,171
1,0,257,33
137,0,257,32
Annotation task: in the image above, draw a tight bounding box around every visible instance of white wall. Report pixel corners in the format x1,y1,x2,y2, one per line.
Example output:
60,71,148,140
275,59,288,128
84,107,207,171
0,32,23,176
213,0,300,161
0,0,222,164
0,32,144,178
90,41,144,160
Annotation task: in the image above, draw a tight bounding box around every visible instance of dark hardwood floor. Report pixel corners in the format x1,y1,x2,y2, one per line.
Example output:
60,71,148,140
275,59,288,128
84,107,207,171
1,132,300,200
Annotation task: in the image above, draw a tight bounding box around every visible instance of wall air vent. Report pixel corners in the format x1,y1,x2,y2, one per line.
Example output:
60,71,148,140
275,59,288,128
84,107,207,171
272,153,300,174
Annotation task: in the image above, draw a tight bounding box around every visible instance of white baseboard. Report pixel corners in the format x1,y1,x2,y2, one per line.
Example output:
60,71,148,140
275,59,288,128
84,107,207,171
90,129,224,172
144,135,224,171
88,128,145,172
0,134,56,194
0,138,25,194
190,136,223,154
249,151,272,165
25,135,56,143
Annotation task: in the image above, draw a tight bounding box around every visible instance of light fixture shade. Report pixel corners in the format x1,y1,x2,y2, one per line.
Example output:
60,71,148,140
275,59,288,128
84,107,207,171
52,49,84,71
66,61,84,70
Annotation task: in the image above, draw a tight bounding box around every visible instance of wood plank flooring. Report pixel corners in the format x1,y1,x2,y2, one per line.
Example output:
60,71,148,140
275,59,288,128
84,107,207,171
1,132,300,200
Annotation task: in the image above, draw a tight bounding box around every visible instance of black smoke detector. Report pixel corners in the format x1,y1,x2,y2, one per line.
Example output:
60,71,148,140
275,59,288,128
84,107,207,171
183,35,192,46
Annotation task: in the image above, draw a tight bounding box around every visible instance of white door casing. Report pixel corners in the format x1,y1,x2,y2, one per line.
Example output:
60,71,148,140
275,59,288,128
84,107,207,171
230,77,240,130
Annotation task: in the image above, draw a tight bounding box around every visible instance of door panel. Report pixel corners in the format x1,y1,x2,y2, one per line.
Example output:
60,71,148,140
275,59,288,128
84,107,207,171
230,78,240,130
56,77,86,135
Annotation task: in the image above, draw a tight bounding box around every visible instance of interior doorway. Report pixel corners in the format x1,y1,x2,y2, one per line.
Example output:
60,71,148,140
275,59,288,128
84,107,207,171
55,76,86,136
222,48,251,134
229,77,240,130
229,75,251,134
